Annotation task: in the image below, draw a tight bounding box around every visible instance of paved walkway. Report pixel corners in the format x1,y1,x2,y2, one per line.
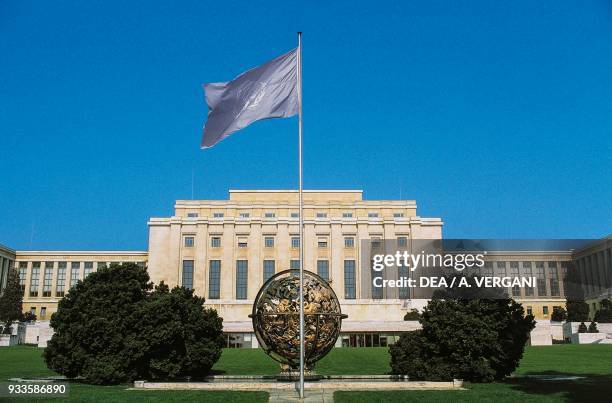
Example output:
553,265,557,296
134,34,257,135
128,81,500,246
267,387,333,403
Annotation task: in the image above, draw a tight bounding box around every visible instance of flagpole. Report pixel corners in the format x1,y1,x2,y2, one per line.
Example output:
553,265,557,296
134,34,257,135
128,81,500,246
297,31,305,399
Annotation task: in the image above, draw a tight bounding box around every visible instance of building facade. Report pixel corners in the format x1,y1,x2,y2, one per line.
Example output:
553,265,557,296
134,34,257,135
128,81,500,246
3,190,610,347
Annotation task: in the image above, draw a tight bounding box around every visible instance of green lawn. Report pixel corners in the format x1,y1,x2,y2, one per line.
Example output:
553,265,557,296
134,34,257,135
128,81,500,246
2,345,612,402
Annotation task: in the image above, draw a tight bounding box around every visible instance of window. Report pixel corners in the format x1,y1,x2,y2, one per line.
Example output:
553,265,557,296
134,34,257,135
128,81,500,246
30,307,36,316
316,212,327,218
318,238,328,248
209,260,221,299
542,306,549,316
187,213,198,218
211,237,221,248
522,262,534,297
291,237,300,248
239,212,250,219
43,262,53,297
56,262,66,297
40,307,47,319
184,236,194,247
510,262,520,297
548,261,560,297
393,212,405,218
344,260,356,299
536,263,546,296
263,260,275,282
182,260,194,290
291,212,299,218
317,260,329,281
237,238,248,248
264,237,274,248
371,259,383,299
30,262,40,297
213,212,224,218
84,262,93,277
70,262,81,287
290,260,300,270
344,237,355,248
18,262,27,292
397,236,408,247
236,260,248,299
398,264,410,299
371,238,382,248
342,212,353,218
368,212,379,218
97,262,106,271
527,306,533,316
264,212,275,218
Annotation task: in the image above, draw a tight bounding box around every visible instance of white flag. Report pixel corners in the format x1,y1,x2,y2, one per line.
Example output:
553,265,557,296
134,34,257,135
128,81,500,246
201,49,298,148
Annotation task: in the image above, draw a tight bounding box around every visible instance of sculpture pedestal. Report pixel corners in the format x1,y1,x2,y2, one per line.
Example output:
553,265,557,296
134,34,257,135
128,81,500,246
277,368,321,381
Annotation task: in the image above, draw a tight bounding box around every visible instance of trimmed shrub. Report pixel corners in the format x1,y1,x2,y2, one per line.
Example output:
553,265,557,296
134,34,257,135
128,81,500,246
578,322,588,333
43,263,224,384
403,309,420,321
567,301,589,322
594,299,612,323
551,307,567,322
587,321,598,333
390,297,535,382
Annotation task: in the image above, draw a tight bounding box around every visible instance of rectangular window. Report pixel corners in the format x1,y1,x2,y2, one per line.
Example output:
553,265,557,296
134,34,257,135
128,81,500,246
371,238,382,248
316,212,327,218
291,237,300,248
290,260,300,270
397,236,408,247
318,238,328,248
30,307,36,316
393,212,405,218
344,260,356,299
211,237,221,248
522,262,534,297
84,262,93,277
97,262,106,272
371,259,383,299
536,264,546,296
317,260,329,281
542,306,549,316
263,260,275,282
182,260,194,290
510,262,520,297
56,262,66,297
213,212,224,218
30,262,40,297
18,262,27,292
237,238,248,248
70,262,81,287
184,236,194,247
264,237,274,248
40,307,47,319
291,212,299,218
368,212,379,218
398,264,410,299
209,260,221,299
239,212,250,219
43,262,53,297
236,260,248,299
342,212,353,218
264,212,276,218
344,237,355,248
527,306,533,316
187,212,198,218
548,261,560,296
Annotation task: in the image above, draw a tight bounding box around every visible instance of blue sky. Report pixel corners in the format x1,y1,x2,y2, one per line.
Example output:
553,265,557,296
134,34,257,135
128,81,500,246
1,1,611,250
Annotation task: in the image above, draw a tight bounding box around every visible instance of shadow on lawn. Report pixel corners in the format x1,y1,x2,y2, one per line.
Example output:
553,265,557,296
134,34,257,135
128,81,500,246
505,371,612,402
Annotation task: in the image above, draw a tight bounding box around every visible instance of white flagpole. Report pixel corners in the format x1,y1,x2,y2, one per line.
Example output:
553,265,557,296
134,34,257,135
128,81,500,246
297,31,305,399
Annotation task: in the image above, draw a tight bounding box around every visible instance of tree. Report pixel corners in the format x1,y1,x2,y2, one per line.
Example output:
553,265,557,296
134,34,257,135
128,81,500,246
403,309,420,321
551,306,567,322
587,321,598,333
390,297,535,382
594,299,612,323
578,322,587,333
0,268,24,334
43,263,224,384
21,311,37,322
566,301,589,322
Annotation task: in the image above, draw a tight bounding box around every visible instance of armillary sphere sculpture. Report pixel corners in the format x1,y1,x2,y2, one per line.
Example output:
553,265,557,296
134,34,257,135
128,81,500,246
249,269,348,379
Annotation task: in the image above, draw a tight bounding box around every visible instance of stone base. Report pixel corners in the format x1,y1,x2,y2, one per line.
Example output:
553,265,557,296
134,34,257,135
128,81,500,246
277,370,321,381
